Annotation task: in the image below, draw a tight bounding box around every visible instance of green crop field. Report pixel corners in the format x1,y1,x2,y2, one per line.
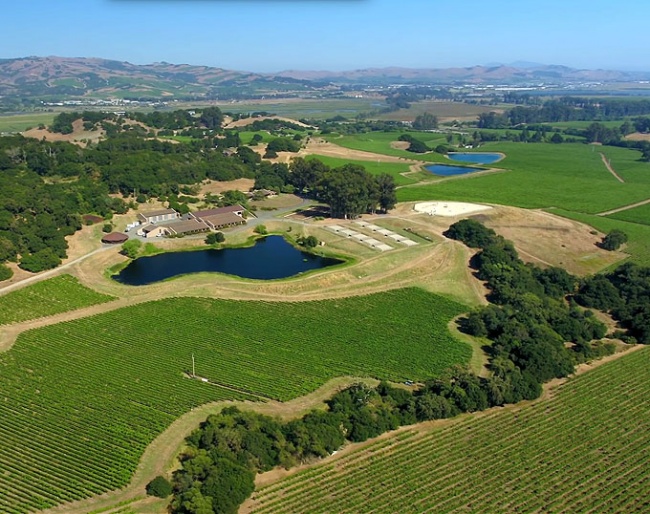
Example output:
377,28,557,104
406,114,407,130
0,289,469,513
374,100,505,122
398,142,650,214
323,132,449,161
605,202,650,225
0,113,56,133
0,275,114,325
306,155,420,186
249,348,650,514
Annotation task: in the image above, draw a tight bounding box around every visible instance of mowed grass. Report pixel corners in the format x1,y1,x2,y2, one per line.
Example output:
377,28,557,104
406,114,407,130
0,112,56,132
550,209,650,267
0,289,470,513
306,155,418,186
398,142,650,214
250,348,650,514
0,275,114,325
324,131,449,161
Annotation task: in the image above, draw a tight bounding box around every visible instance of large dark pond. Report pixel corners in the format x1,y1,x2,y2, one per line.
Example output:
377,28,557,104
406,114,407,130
113,236,342,285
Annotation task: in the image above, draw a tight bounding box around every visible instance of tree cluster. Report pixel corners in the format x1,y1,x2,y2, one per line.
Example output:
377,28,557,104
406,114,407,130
398,134,430,153
576,262,650,344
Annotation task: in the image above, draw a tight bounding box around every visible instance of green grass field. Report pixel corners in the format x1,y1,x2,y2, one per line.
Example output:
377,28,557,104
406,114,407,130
374,100,507,122
0,288,469,513
306,155,420,186
323,131,449,161
0,275,114,325
249,348,650,514
0,112,56,132
397,142,650,214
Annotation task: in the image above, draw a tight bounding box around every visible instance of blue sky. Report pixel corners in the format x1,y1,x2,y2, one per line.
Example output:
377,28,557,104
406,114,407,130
2,0,647,72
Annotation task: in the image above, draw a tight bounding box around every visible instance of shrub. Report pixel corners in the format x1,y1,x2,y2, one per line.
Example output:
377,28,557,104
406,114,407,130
254,225,267,235
600,229,628,251
146,475,172,498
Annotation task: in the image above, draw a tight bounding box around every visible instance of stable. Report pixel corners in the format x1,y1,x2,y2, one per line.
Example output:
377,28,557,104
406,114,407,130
166,219,210,237
137,208,180,225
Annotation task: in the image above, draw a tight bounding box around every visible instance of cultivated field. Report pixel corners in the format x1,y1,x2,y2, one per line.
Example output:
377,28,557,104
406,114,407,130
0,275,114,326
0,289,469,513
323,132,449,161
246,347,650,514
0,112,56,133
397,142,650,214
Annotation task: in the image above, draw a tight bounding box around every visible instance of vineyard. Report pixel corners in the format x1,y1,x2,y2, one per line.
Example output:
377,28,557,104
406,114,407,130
0,275,114,325
0,288,469,513
247,347,650,514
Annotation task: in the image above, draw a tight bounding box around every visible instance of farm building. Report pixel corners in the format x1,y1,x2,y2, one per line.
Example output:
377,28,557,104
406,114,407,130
201,212,246,230
137,208,180,224
166,219,210,237
101,232,129,244
136,225,169,238
191,204,245,220
190,204,247,230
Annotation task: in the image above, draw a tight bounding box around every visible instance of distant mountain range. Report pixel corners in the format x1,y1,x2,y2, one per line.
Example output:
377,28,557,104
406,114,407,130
1,56,650,102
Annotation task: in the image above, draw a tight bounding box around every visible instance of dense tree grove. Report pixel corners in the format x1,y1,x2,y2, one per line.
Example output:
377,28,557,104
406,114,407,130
600,229,628,250
478,97,650,128
576,262,650,344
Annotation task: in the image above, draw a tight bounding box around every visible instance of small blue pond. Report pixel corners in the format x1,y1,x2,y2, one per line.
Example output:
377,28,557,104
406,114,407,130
448,152,502,164
425,164,486,176
113,235,342,286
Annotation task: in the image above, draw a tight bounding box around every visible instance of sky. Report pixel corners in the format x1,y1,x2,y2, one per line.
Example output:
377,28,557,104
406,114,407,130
1,0,648,72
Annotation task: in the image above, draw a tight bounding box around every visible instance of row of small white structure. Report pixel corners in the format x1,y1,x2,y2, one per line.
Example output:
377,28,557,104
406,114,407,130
326,221,418,252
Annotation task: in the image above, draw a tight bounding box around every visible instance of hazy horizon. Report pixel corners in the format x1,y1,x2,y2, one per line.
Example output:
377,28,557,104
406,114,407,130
2,0,648,73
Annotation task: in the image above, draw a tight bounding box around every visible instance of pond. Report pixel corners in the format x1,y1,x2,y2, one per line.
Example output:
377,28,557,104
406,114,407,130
113,236,342,286
448,152,502,164
425,164,486,176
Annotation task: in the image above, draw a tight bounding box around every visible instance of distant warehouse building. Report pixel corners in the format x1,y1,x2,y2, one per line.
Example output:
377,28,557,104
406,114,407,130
137,208,180,225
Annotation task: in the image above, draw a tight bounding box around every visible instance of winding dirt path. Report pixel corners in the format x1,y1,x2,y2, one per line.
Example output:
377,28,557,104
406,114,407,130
38,376,378,514
600,152,625,183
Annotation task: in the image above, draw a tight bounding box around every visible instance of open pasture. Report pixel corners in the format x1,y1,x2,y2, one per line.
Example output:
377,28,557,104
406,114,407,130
217,98,384,120
0,289,469,512
247,348,650,514
398,142,650,214
551,209,650,267
0,112,56,133
0,275,114,326
323,132,448,161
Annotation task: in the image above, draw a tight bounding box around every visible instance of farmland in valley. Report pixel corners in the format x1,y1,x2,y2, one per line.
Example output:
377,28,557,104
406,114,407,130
0,275,114,325
0,289,469,513
323,132,449,161
247,347,650,514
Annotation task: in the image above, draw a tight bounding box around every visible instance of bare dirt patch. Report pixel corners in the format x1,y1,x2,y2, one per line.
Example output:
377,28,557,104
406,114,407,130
390,140,410,150
625,132,650,142
474,206,626,276
198,178,255,196
299,138,420,164
224,116,313,129
22,119,105,147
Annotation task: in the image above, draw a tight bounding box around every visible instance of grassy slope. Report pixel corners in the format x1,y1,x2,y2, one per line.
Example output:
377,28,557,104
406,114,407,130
0,275,114,325
0,289,470,513
550,209,650,266
0,112,56,132
249,348,650,514
323,131,449,161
